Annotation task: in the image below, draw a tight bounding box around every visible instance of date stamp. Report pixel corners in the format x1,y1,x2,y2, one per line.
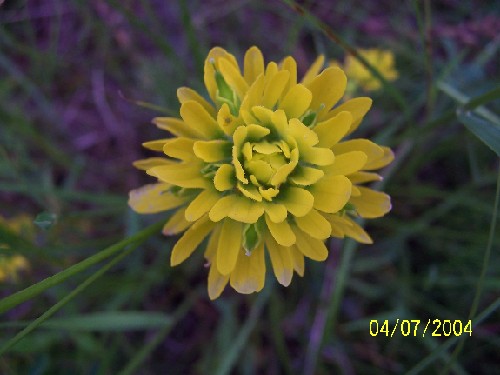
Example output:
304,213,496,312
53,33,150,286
369,319,472,337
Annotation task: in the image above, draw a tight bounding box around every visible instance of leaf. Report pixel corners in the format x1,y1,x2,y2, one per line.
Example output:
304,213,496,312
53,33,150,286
457,109,500,157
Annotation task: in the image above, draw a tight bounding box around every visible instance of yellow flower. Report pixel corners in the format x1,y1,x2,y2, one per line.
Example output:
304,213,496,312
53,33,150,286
0,215,31,282
337,49,398,92
129,46,394,299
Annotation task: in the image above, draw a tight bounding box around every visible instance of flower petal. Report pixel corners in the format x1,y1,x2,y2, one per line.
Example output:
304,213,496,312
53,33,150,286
307,67,346,117
177,87,216,117
301,55,325,85
244,46,265,85
262,69,290,109
214,164,235,191
364,146,394,170
263,203,288,223
180,101,223,139
280,56,298,96
185,189,220,222
128,184,187,214
349,187,391,218
153,117,202,139
193,140,232,162
289,166,324,186
279,84,312,119
218,57,249,99
142,139,170,151
148,164,209,189
163,137,196,160
280,187,314,217
204,47,239,103
328,215,373,244
217,219,244,275
290,245,305,277
294,227,328,261
229,241,266,294
326,97,372,135
314,111,352,148
170,216,215,266
209,195,264,223
309,175,352,213
133,157,172,171
265,215,296,246
162,208,192,235
294,209,331,240
323,151,367,176
208,264,229,300
265,235,294,286
348,171,382,184
331,139,384,168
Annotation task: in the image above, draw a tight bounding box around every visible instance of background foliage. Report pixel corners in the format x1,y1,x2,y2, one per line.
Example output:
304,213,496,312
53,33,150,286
0,0,499,374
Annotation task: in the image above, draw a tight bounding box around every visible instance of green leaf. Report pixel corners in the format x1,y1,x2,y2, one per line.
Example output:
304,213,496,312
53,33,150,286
242,223,261,255
457,109,500,157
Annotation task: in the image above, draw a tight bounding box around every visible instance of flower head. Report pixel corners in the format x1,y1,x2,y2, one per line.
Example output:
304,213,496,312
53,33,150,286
336,49,398,92
129,46,394,299
0,215,31,282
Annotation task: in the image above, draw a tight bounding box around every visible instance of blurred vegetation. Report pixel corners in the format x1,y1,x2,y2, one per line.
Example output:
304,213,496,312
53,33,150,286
0,0,499,374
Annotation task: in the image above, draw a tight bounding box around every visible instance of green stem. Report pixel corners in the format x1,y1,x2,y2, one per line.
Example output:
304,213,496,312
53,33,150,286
0,236,150,355
0,220,164,314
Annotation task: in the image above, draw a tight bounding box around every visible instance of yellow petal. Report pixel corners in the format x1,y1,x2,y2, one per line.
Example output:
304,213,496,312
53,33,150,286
289,166,324,186
170,216,215,266
364,146,394,170
163,137,196,160
349,187,391,218
309,175,352,213
142,139,170,151
323,151,367,176
265,235,294,286
348,171,382,184
216,219,243,275
218,57,249,99
328,215,373,244
290,245,305,277
263,203,288,223
301,55,325,85
193,140,232,162
265,215,296,246
294,209,331,240
294,227,328,261
217,103,240,136
280,187,314,217
180,101,223,139
162,208,192,235
262,70,290,109
244,46,265,85
148,164,209,189
240,74,265,114
307,67,346,117
300,147,335,166
331,139,384,168
209,195,264,224
270,148,299,186
325,97,372,135
314,111,352,148
280,56,298,96
128,184,187,214
204,47,238,103
208,263,229,300
278,84,312,119
185,189,220,222
214,164,235,191
133,157,172,171
153,117,201,139
229,241,266,294
288,118,318,146
237,182,263,202
177,87,216,117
